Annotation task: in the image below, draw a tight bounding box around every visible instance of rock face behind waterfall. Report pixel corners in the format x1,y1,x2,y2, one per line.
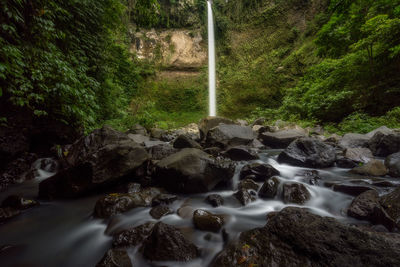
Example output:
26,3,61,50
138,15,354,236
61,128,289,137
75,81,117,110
212,207,400,267
278,137,336,168
39,126,149,199
153,148,235,193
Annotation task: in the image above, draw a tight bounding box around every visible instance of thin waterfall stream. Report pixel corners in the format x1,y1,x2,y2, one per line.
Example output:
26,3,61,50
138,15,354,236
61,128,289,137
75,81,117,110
208,0,216,116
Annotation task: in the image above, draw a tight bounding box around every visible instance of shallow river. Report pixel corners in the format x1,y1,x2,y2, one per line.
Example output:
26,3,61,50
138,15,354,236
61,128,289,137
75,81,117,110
0,150,398,267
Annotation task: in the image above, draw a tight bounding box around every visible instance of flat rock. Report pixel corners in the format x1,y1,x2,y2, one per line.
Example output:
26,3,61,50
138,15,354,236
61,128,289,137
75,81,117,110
259,129,306,149
206,124,254,148
222,146,259,161
339,133,370,149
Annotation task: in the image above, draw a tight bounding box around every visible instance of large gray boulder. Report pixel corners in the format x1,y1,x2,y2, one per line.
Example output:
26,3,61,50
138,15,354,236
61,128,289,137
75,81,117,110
198,116,236,140
278,138,336,168
366,126,393,138
369,131,400,157
385,152,400,177
259,129,306,148
339,133,369,149
39,126,149,199
344,147,373,163
206,124,254,148
212,207,400,267
350,160,388,176
152,148,235,193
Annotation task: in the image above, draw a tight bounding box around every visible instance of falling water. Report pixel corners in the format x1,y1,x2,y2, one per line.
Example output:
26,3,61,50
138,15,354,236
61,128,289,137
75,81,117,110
207,0,216,116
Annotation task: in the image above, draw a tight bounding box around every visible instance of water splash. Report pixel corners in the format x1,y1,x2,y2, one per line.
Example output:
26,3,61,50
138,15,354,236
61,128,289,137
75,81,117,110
207,0,216,116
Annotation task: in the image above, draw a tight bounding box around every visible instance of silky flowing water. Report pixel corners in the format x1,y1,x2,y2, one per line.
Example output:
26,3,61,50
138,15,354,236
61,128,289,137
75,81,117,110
0,151,398,267
207,0,216,117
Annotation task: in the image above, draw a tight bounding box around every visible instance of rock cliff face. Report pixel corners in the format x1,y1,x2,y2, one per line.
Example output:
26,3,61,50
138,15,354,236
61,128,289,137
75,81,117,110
131,29,206,70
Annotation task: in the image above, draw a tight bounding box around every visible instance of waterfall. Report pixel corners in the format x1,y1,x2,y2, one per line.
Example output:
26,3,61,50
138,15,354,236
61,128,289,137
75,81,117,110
207,0,216,116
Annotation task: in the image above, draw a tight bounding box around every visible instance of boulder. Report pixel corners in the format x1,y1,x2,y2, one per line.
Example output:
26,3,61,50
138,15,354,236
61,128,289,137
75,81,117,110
173,135,202,149
140,222,199,262
126,124,147,135
329,183,374,197
347,190,395,231
193,209,225,232
368,131,400,157
148,143,178,161
239,163,279,181
198,116,236,140
151,193,178,206
380,187,400,227
150,206,173,219
233,189,256,206
385,152,400,177
39,126,149,199
277,138,336,168
238,179,259,192
345,147,373,163
0,153,38,191
112,222,155,248
339,133,369,149
259,177,280,199
282,183,310,204
127,134,150,145
205,194,224,207
259,129,306,149
94,193,146,218
206,124,254,148
251,117,266,126
366,126,393,138
153,148,235,193
336,157,358,168
222,146,259,161
96,249,132,267
350,160,388,176
212,207,400,267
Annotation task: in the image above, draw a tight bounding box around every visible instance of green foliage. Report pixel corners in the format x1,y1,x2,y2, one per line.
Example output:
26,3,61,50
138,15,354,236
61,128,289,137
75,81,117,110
0,0,150,131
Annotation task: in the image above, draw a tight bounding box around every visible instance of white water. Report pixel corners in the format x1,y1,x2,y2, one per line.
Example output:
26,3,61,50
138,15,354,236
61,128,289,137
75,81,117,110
207,0,216,116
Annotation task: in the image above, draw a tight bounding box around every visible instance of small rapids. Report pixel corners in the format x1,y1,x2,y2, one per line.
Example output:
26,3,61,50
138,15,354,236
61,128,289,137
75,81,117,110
0,151,398,267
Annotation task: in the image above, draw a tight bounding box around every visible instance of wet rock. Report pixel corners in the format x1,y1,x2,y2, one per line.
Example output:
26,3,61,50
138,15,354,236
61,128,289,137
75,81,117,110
96,249,132,267
126,124,147,136
94,193,146,218
339,133,370,149
140,222,199,262
259,177,280,199
329,183,374,197
0,153,38,191
385,152,400,177
212,207,400,267
380,187,400,227
296,170,321,185
127,133,150,145
1,195,38,210
148,143,177,161
152,193,177,206
112,222,155,248
369,131,400,157
239,162,280,181
39,126,149,199
198,116,236,140
347,190,395,231
205,194,224,207
278,137,336,168
193,209,225,232
336,157,358,168
177,206,195,219
259,129,306,149
345,147,373,163
282,183,310,204
173,135,202,149
206,124,254,148
238,179,259,192
150,206,173,219
139,187,165,206
350,160,388,176
0,207,21,222
233,189,256,206
222,146,259,161
126,183,141,194
153,148,235,193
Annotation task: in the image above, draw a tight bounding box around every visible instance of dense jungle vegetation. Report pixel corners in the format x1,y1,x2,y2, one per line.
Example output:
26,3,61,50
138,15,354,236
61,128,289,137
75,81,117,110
1,0,400,134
